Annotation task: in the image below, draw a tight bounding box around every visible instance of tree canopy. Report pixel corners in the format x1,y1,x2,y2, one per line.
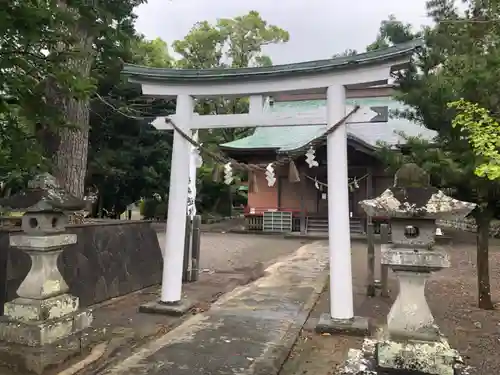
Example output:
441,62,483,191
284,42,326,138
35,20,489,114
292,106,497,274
173,11,289,69
0,7,290,218
167,11,290,215
0,2,74,192
172,10,289,142
366,14,422,51
449,99,500,181
87,32,175,217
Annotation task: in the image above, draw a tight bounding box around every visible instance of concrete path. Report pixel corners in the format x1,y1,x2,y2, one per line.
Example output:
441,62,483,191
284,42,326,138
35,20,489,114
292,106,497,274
99,241,329,375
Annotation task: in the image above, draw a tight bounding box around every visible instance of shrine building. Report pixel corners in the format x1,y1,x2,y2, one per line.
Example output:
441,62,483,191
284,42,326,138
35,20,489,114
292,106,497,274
221,84,436,234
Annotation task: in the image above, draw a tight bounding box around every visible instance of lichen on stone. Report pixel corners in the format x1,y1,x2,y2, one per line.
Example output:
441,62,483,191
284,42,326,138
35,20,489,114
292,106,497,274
0,173,85,213
359,163,476,220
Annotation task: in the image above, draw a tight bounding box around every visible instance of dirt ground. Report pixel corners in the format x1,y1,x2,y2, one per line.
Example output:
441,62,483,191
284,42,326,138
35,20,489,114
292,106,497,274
281,230,500,375
156,228,311,272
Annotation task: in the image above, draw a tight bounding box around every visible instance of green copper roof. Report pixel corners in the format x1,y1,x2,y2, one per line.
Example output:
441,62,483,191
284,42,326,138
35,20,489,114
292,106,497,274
220,97,436,152
122,40,422,82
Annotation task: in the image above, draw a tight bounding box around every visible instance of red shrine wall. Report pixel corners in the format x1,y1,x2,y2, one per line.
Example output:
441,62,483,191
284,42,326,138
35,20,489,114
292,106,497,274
247,172,321,214
279,177,317,213
247,170,279,211
247,167,394,217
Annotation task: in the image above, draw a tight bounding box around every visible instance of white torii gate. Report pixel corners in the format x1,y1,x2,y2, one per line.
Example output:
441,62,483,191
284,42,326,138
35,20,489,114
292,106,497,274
124,42,417,329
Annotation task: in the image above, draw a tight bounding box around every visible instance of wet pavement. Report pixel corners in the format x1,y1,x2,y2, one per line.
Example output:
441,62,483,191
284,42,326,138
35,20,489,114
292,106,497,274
98,242,329,375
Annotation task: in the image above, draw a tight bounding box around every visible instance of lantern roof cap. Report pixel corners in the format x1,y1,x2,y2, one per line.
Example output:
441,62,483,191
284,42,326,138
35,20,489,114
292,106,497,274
360,164,476,219
0,173,85,213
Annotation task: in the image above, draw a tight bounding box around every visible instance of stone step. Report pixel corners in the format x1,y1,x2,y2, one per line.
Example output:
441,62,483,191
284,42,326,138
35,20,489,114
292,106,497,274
307,223,364,234
308,221,328,227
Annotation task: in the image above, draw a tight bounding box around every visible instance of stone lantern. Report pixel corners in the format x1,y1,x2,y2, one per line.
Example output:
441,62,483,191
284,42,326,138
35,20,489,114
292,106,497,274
348,164,475,375
0,173,93,374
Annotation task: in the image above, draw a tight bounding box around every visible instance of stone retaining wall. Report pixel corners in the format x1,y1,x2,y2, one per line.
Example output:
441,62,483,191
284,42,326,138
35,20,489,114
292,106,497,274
0,220,162,313
437,218,500,238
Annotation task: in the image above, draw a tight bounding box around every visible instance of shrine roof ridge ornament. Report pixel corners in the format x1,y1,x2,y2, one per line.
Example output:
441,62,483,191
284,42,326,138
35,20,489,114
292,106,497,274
122,39,422,83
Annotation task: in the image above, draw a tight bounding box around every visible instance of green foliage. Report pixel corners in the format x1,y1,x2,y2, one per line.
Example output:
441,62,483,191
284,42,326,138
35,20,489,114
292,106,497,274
0,1,77,192
131,37,173,68
140,198,168,220
172,10,289,143
332,49,358,58
173,11,289,69
448,99,500,180
216,11,289,68
372,3,500,206
388,0,500,206
154,202,168,220
138,199,145,216
0,113,49,193
87,34,175,216
366,14,422,51
0,0,149,197
0,1,72,122
141,198,159,219
170,11,290,214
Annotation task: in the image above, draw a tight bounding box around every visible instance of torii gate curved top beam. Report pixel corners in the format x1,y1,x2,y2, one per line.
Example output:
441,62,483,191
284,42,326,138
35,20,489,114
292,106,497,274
122,39,421,97
121,40,421,326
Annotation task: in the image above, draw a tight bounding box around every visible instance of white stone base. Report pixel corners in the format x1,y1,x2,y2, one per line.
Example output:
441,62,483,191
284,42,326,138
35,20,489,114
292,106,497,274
377,338,457,375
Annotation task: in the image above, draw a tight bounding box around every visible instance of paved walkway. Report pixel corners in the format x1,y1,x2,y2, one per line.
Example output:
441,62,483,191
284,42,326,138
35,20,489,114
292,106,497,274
98,242,329,375
279,240,378,375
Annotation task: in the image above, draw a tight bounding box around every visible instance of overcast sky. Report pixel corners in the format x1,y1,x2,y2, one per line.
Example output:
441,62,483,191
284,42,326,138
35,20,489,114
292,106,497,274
134,0,433,65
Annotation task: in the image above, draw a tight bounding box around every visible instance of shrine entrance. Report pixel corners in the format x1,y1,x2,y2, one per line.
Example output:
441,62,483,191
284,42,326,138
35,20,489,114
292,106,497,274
122,41,419,327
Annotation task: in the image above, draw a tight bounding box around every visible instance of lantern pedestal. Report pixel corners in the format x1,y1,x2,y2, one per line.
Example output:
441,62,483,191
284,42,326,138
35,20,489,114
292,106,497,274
383,248,450,342
0,234,94,374
373,246,460,375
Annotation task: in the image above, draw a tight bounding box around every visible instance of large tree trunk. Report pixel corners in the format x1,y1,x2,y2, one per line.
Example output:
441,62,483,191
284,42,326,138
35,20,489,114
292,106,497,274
53,99,90,199
48,1,94,199
476,210,494,310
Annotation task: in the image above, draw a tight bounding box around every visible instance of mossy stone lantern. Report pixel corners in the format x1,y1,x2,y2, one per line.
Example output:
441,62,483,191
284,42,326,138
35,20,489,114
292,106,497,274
0,173,93,374
358,164,476,375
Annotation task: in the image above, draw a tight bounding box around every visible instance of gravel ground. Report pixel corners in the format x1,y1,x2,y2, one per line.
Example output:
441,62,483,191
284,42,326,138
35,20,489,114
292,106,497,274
157,232,311,272
281,230,500,375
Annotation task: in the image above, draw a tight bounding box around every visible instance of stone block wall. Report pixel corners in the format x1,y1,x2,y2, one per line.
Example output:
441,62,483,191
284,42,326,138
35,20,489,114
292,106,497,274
0,220,163,312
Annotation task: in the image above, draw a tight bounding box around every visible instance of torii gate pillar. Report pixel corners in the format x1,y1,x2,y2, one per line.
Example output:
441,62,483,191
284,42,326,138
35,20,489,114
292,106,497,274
161,94,193,303
325,85,354,319
123,41,419,327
